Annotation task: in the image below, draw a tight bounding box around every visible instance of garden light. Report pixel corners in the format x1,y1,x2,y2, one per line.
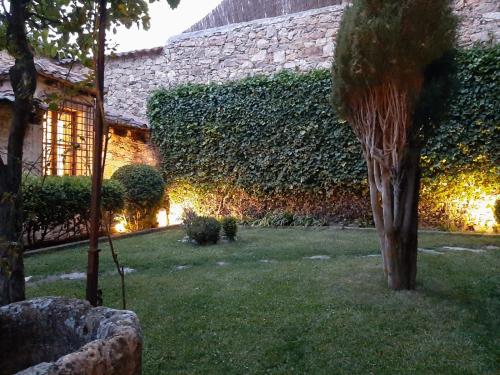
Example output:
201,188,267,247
157,208,168,228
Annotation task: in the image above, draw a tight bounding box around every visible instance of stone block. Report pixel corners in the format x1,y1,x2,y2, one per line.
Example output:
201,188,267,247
0,297,142,375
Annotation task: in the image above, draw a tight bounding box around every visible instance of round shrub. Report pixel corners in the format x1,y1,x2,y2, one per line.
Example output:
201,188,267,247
111,164,165,229
186,216,221,245
101,179,125,212
221,217,238,241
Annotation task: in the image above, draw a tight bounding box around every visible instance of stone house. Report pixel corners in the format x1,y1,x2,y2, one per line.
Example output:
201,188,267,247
0,52,157,179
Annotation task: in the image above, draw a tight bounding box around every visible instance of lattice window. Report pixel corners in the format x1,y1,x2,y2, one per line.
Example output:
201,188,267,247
42,101,94,176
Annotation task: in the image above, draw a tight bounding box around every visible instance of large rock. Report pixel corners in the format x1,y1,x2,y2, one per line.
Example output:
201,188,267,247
0,297,142,375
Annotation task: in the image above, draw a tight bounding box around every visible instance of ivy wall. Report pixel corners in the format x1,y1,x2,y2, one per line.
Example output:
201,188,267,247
148,46,499,230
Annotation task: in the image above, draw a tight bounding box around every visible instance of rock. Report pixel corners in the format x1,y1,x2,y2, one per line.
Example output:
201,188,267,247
483,12,500,20
0,297,142,375
216,261,229,266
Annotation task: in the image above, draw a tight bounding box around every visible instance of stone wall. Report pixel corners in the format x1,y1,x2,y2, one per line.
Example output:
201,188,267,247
105,0,500,122
104,127,158,178
0,103,43,175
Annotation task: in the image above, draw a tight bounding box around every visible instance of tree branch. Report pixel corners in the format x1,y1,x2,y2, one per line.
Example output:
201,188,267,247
28,11,61,25
0,0,9,19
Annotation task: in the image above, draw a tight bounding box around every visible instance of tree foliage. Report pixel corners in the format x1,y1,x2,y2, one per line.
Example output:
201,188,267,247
332,0,457,119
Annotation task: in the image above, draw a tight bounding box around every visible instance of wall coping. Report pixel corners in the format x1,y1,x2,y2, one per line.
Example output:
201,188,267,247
169,4,347,43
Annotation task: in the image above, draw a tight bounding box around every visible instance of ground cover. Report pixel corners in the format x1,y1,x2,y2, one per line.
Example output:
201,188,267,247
25,228,500,374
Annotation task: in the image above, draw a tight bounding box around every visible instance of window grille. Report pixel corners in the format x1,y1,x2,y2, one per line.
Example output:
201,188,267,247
42,100,94,176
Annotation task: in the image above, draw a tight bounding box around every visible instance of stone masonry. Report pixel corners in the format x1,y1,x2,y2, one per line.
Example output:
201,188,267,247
105,0,500,122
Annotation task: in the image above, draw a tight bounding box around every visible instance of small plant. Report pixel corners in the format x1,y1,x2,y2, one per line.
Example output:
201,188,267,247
292,214,328,227
185,216,221,245
182,207,198,227
221,217,238,241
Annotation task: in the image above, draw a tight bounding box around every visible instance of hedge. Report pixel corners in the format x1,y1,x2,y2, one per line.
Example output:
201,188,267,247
23,176,125,247
148,46,499,228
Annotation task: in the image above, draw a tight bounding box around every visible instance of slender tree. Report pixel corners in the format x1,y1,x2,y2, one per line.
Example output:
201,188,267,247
86,0,180,306
332,0,457,289
0,0,180,306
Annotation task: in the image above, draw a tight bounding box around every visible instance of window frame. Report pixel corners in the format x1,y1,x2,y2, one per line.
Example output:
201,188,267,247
42,100,94,177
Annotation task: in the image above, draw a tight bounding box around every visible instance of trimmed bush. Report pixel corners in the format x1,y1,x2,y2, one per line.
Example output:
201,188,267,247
111,164,166,230
185,216,221,245
22,176,124,247
221,217,238,241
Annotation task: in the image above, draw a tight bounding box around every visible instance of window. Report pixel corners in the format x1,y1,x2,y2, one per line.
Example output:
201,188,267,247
42,101,94,176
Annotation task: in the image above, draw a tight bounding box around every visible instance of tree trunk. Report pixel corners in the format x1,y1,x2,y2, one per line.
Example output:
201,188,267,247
86,0,107,306
366,143,421,290
0,0,37,306
350,81,422,291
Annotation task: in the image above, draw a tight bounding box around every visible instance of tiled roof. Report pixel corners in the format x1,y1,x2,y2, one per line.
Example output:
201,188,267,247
0,52,91,85
0,53,148,130
105,109,148,130
0,89,48,109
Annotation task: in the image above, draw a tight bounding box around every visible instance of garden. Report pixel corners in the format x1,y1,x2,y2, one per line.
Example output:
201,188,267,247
1,0,499,374
25,227,500,374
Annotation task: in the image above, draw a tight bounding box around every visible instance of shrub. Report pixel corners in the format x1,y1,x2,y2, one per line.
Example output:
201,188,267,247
291,214,328,227
221,217,238,241
111,164,166,230
182,207,198,227
185,216,221,245
252,211,294,227
22,176,124,247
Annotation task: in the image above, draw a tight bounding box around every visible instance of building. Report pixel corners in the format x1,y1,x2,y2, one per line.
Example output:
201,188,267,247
0,52,157,179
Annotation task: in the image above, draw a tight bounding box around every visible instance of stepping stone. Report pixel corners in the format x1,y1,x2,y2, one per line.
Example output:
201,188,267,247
484,245,499,250
216,261,229,266
418,248,443,255
440,246,485,253
59,272,86,280
175,265,192,270
361,254,381,258
122,267,136,274
258,259,276,264
304,255,330,260
25,276,33,283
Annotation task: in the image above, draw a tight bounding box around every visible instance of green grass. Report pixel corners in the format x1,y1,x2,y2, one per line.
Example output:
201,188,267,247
25,228,500,374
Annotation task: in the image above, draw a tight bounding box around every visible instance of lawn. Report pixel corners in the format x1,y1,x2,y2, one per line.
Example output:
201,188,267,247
25,227,500,374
